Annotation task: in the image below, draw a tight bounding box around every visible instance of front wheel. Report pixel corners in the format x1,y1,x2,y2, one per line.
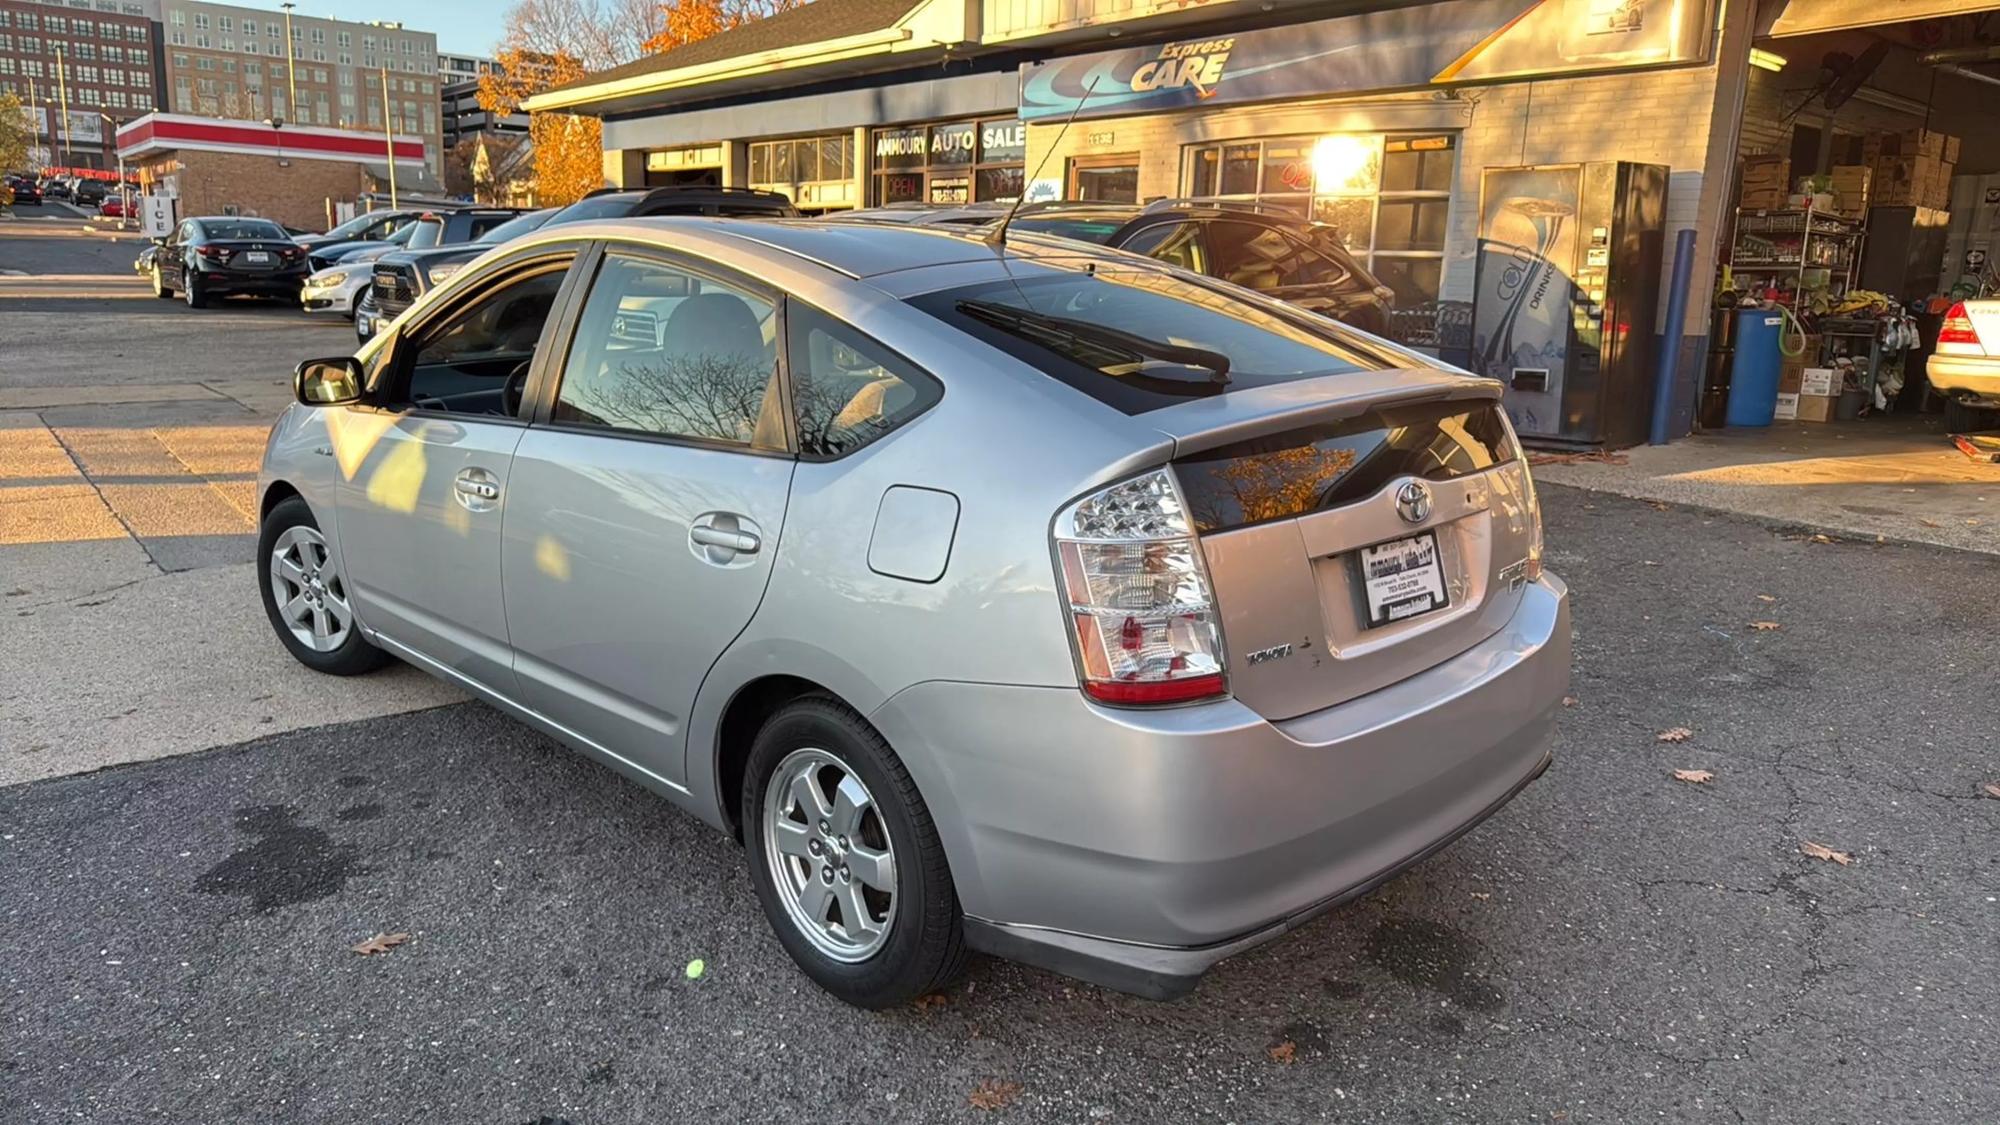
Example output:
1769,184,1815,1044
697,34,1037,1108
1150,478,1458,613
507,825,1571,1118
743,697,967,1009
257,496,389,676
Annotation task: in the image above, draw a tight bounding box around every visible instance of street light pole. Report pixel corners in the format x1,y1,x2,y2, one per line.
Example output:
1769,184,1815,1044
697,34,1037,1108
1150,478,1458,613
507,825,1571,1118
98,112,129,228
54,45,72,168
280,3,299,120
380,64,397,209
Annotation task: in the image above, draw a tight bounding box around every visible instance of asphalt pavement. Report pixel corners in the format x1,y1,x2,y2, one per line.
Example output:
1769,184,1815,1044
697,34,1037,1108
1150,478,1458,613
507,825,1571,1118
5,491,1997,1124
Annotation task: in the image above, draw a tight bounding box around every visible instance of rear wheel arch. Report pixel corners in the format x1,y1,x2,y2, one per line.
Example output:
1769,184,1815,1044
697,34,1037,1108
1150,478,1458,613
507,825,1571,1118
716,674,843,842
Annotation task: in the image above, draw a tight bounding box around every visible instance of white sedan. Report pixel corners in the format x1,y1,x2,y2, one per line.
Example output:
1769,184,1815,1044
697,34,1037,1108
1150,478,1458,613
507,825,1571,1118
299,250,392,319
1929,300,2000,430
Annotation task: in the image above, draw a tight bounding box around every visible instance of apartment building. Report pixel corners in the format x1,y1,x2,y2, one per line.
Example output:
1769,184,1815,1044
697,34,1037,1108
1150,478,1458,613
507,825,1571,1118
437,51,495,86
155,0,440,175
0,0,164,168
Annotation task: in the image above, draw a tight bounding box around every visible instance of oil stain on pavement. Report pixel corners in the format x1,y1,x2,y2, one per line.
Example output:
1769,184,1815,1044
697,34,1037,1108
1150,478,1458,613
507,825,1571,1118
193,804,364,911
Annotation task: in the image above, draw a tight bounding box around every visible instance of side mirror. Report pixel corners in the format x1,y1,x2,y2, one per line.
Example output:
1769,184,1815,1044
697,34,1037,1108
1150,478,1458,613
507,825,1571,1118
294,356,365,406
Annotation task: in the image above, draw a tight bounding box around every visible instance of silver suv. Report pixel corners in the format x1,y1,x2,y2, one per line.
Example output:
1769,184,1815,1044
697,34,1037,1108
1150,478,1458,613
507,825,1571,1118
260,218,1569,1008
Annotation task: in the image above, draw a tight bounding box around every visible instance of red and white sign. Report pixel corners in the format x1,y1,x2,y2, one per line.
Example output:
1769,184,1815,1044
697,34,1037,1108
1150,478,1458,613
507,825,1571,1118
115,113,425,167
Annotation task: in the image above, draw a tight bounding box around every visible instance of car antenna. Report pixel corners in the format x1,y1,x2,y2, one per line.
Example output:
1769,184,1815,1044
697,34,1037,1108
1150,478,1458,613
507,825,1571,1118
984,76,1100,248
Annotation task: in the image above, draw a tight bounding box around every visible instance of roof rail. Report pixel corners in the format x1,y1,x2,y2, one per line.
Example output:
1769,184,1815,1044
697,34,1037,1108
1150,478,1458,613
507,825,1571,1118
1142,196,1312,219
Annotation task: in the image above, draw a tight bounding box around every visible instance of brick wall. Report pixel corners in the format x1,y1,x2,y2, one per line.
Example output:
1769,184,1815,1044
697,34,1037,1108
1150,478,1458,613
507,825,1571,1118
142,150,364,230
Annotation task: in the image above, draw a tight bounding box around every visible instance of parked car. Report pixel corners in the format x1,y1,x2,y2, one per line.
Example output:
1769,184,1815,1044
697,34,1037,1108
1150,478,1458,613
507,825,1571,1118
73,179,108,206
132,242,158,276
258,218,1566,1008
350,208,558,333
1929,300,2000,430
6,176,42,205
99,196,128,218
42,178,72,201
295,209,423,260
147,216,309,307
991,199,1396,337
357,189,793,341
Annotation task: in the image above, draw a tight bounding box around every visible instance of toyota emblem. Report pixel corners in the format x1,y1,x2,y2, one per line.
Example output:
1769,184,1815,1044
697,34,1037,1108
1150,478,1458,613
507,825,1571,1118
1395,480,1433,524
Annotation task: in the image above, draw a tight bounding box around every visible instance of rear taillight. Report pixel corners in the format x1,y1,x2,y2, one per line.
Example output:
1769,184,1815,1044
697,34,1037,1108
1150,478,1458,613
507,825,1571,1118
1939,302,1981,348
1502,413,1544,583
1053,469,1227,706
195,244,225,260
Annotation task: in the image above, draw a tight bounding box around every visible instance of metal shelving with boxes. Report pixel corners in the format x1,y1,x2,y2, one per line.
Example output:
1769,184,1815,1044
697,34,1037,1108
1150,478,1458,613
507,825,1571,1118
1729,202,1866,300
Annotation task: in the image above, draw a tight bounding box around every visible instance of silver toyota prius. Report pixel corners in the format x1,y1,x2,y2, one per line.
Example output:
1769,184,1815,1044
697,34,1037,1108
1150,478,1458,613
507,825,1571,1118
258,217,1570,1008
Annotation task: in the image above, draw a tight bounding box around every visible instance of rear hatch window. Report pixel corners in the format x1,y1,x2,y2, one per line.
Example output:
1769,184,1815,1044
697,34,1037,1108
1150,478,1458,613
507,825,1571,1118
1176,401,1516,533
908,267,1403,414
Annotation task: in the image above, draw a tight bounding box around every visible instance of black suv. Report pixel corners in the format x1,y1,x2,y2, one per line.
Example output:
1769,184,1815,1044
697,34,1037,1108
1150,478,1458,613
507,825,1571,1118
360,187,799,340
346,208,521,339
999,200,1394,337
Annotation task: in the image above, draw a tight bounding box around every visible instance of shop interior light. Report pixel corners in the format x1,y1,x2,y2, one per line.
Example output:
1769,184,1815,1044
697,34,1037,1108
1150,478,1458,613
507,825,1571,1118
1311,135,1374,194
1748,48,1787,73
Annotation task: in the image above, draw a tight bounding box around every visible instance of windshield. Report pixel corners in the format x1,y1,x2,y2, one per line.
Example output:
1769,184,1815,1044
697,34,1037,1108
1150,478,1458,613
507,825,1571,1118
407,219,444,250
384,224,417,245
475,208,557,245
325,211,394,239
1003,216,1132,243
546,194,641,225
910,266,1389,415
200,220,288,240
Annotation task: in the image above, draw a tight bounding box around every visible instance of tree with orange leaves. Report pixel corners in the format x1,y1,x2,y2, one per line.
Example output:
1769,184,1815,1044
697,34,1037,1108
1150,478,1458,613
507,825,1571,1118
480,0,807,205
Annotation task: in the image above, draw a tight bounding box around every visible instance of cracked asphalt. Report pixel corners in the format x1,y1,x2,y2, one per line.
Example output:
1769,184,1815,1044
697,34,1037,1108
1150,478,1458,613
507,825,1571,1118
5,489,1997,1123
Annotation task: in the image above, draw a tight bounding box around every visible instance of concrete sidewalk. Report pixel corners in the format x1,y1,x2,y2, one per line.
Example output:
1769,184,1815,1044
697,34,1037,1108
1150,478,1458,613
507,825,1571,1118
1534,414,2000,554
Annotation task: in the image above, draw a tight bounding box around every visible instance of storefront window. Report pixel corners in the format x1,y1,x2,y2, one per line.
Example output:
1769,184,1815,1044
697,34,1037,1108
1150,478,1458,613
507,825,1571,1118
749,133,857,212
1183,133,1453,308
871,117,1025,205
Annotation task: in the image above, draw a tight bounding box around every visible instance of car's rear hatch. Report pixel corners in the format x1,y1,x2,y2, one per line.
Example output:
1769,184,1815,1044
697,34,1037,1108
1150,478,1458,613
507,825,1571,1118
209,239,300,275
1148,372,1538,722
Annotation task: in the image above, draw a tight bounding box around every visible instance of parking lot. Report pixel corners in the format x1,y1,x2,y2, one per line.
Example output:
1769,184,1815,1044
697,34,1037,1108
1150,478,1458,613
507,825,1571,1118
4,216,1999,1123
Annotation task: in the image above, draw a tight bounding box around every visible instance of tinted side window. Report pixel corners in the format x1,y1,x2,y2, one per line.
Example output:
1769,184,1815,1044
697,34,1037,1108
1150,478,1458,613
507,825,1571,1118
787,303,941,458
553,253,784,449
1119,221,1205,273
1206,221,1348,289
466,214,514,240
392,263,569,414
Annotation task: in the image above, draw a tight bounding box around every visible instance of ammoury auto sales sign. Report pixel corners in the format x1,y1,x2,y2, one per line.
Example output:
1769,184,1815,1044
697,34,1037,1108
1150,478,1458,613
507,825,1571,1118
1018,0,1714,121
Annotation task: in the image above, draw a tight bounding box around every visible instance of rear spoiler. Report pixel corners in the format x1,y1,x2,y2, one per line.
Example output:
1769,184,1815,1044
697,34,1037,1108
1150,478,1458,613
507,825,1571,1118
1143,368,1502,458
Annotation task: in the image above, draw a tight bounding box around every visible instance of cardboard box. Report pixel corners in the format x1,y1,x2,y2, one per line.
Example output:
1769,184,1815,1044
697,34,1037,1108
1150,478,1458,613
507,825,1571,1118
1829,164,1871,213
1741,188,1789,210
1740,154,1790,193
1799,367,1838,397
1778,367,1803,395
1773,392,1800,421
1945,133,1962,164
1795,392,1840,423
1880,128,1949,160
1872,155,1945,207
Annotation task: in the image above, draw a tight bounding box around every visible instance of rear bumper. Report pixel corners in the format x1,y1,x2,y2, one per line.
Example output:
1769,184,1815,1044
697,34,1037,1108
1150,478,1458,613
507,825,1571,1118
870,575,1571,999
1926,353,2000,402
197,268,309,295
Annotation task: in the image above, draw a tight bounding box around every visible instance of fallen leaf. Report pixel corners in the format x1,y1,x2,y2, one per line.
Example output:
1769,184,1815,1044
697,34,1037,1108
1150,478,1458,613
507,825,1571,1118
1809,533,1835,544
1755,594,1776,603
1980,783,2000,799
350,932,409,956
968,1079,1022,1111
1799,841,1853,866
1672,769,1714,784
1267,1040,1298,1065
1647,500,1671,511
1748,620,1782,631
1562,696,1579,708
913,991,951,1013
1470,891,1492,901
1918,518,1942,528
1657,727,1693,743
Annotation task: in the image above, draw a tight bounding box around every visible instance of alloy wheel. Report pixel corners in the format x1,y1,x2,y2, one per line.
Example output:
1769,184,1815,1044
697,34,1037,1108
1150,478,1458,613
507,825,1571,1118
268,524,352,652
761,747,898,962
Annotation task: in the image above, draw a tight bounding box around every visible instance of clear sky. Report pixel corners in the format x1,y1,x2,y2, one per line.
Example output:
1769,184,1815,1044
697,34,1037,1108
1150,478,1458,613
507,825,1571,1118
230,1,504,57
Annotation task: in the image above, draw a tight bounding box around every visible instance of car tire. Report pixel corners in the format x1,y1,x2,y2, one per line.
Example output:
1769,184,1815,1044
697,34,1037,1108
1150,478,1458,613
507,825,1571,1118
151,265,172,299
183,268,207,309
256,496,389,676
743,696,968,1009
1943,396,1996,432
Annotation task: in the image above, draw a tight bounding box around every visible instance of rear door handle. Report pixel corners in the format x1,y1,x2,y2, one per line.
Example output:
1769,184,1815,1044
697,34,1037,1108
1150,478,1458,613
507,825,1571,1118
690,526,760,553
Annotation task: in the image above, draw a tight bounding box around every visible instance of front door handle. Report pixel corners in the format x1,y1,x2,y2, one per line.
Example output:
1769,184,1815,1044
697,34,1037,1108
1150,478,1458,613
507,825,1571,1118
453,468,501,511
690,525,760,554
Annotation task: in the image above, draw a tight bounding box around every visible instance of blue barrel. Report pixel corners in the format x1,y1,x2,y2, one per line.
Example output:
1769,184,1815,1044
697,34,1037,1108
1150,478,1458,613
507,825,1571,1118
1724,308,1785,427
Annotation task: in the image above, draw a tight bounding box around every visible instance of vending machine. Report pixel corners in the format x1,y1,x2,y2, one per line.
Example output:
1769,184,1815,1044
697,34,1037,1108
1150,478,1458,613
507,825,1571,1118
1471,161,1668,448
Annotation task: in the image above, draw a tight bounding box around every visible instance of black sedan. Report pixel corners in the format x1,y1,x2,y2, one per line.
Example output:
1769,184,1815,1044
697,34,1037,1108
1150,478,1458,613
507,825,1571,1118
147,217,310,308
6,176,42,205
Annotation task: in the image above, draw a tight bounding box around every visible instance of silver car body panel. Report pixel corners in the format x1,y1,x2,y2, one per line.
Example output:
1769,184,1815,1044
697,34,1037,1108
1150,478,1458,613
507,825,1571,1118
257,217,1569,996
